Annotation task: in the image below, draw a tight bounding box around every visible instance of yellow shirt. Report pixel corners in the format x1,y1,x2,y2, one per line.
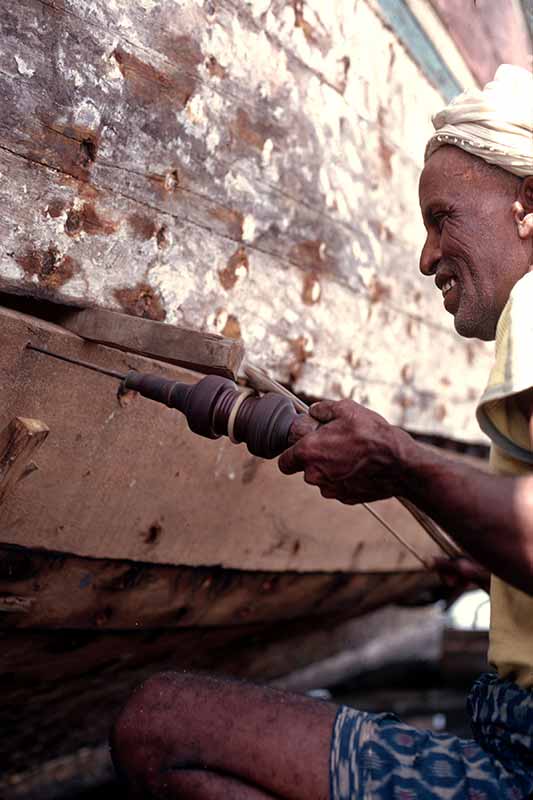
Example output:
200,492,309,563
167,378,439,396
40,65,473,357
477,270,533,688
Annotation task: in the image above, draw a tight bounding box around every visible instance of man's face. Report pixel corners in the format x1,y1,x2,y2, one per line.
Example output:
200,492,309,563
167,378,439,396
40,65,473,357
418,146,525,341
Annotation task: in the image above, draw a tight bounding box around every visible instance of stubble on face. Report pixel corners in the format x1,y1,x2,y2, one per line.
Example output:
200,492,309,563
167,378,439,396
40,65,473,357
419,147,524,341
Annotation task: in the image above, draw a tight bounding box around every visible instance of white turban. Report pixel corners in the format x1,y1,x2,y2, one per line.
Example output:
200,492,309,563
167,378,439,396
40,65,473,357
425,64,533,177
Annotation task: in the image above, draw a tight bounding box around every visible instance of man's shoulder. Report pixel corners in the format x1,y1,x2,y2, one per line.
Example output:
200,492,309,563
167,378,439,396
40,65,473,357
477,271,533,459
506,271,533,325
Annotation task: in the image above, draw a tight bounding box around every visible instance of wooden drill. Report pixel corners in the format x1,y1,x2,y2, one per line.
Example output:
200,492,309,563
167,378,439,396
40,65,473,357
26,344,307,459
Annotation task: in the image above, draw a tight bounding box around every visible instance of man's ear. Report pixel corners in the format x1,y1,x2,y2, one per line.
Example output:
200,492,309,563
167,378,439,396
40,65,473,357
520,176,533,212
513,176,533,240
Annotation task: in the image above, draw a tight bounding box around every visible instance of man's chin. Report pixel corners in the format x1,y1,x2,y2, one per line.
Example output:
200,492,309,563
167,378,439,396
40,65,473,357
454,312,496,342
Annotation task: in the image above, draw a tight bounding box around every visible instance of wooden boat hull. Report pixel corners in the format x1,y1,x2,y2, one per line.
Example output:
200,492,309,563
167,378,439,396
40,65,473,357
2,0,525,786
0,542,441,777
0,295,446,777
2,0,528,442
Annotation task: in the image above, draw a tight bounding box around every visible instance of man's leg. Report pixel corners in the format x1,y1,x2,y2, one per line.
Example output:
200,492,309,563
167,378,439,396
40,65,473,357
130,769,284,799
111,671,337,800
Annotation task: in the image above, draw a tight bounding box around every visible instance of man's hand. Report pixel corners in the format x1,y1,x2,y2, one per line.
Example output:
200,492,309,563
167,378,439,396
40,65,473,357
278,399,410,504
433,556,491,595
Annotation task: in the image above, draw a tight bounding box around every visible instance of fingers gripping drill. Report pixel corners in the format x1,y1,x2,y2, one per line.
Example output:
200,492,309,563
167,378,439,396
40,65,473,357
26,345,316,458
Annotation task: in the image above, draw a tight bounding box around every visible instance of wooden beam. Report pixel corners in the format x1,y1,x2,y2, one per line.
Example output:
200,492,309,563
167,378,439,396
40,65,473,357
0,417,49,506
0,543,441,630
60,307,245,379
403,0,479,89
0,744,114,800
371,0,462,100
274,605,445,692
0,591,442,780
1,305,446,572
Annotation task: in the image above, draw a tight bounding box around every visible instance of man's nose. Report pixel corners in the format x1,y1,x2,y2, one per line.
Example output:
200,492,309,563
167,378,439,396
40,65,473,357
419,234,441,276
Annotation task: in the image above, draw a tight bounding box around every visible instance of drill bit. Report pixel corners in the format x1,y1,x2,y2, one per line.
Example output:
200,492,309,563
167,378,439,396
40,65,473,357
26,344,126,381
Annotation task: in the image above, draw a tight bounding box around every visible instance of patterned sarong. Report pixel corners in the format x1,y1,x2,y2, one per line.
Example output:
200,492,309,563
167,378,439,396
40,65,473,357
330,673,533,799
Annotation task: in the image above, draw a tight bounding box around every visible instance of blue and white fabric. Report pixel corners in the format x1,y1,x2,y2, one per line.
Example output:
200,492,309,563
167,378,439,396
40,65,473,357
330,673,533,799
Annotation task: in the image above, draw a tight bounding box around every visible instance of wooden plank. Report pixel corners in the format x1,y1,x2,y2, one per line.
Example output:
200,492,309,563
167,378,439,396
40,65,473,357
0,570,440,777
0,745,115,800
372,0,462,100
0,0,494,442
0,147,492,442
0,544,443,630
60,307,244,378
0,417,49,505
0,305,446,571
402,0,479,90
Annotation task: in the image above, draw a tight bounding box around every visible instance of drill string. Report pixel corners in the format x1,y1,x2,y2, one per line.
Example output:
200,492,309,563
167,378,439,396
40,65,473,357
26,344,127,381
361,502,431,569
244,363,455,567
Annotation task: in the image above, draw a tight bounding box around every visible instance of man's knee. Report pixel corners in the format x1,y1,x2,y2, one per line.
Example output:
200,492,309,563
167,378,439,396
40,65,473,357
111,670,195,790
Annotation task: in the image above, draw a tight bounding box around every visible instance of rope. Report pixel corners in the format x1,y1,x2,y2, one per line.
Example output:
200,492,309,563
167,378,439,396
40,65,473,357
244,362,455,568
228,388,255,444
362,502,431,569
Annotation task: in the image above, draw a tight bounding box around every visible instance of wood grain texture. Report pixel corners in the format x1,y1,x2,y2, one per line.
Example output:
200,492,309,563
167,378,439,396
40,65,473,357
0,417,49,505
0,543,444,631
60,307,244,378
0,569,441,777
0,305,445,571
0,0,493,441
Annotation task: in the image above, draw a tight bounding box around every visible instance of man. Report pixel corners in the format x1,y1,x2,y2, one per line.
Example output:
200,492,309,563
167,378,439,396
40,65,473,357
112,65,533,799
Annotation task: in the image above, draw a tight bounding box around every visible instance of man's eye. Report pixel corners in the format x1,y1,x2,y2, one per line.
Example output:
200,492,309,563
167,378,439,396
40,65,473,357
433,213,447,231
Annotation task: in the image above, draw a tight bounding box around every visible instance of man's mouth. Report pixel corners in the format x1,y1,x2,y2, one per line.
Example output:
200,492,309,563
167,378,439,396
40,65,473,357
441,278,456,298
435,269,460,313
442,278,460,313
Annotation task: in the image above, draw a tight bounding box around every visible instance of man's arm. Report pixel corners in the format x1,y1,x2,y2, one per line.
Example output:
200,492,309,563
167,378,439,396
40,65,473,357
279,400,533,596
399,434,533,594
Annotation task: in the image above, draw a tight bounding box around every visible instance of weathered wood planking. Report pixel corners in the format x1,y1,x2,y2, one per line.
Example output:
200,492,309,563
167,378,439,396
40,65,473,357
0,543,443,630
371,0,462,101
0,0,493,440
0,570,440,777
60,306,245,377
400,0,479,92
0,305,445,570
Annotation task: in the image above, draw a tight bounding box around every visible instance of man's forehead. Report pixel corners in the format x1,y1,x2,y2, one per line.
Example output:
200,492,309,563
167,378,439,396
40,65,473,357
419,147,478,201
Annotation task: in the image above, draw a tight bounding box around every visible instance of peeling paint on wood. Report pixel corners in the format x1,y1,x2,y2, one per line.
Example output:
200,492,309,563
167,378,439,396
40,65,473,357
16,246,79,290
0,0,503,442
